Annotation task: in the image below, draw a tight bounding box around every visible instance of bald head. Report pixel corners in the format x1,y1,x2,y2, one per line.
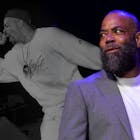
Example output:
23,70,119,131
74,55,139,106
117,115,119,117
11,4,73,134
103,10,140,32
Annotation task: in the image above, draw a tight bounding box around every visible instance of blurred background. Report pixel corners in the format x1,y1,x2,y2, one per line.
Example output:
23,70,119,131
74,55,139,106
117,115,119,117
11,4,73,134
0,0,139,139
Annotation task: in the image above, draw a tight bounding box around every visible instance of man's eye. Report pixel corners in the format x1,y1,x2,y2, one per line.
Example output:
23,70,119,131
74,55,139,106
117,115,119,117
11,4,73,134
114,29,125,34
99,33,106,38
4,24,8,28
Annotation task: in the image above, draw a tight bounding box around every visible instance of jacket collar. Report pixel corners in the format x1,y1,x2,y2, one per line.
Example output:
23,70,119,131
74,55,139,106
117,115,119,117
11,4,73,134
96,70,134,139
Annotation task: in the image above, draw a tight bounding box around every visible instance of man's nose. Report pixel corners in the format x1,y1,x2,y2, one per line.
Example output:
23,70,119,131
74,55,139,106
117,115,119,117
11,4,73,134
105,33,115,44
3,29,8,36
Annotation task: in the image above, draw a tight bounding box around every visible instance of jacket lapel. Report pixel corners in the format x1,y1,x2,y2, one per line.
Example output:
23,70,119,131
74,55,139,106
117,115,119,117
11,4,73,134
96,70,133,139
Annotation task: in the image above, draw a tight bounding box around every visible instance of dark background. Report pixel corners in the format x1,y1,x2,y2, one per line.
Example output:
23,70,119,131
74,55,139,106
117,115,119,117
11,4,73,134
1,0,140,44
0,0,140,132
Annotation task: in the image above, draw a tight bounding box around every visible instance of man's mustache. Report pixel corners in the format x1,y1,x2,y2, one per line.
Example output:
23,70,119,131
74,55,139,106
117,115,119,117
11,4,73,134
102,43,121,52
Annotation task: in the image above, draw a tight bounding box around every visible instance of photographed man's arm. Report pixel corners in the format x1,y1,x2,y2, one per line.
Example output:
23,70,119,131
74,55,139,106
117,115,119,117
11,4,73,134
47,27,102,70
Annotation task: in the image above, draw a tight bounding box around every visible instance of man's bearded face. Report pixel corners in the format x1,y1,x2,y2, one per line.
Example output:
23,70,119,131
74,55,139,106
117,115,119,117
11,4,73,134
101,42,137,75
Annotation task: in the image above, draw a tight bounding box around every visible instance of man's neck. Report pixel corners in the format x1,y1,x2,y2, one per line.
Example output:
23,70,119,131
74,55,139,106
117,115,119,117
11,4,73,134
116,65,140,78
24,29,35,43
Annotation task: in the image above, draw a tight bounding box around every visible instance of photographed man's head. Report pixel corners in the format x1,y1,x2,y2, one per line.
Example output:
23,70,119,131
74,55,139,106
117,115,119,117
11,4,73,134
3,8,31,44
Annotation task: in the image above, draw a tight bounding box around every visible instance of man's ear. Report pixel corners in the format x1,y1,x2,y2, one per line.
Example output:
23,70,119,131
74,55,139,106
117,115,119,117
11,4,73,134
136,32,140,48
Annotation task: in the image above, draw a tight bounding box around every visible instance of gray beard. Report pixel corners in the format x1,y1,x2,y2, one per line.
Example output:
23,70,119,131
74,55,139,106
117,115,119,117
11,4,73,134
101,43,137,76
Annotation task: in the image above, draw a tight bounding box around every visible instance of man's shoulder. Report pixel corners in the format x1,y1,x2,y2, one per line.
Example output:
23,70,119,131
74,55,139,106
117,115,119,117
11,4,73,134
68,70,106,96
37,27,63,34
75,70,105,85
37,27,72,38
31,27,60,44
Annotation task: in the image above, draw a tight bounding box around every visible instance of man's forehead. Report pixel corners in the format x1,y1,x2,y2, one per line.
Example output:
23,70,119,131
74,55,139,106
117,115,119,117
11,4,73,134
101,13,131,29
4,17,20,23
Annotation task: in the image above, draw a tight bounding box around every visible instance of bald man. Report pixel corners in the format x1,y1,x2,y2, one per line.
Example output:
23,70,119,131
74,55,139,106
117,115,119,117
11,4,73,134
59,10,140,140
